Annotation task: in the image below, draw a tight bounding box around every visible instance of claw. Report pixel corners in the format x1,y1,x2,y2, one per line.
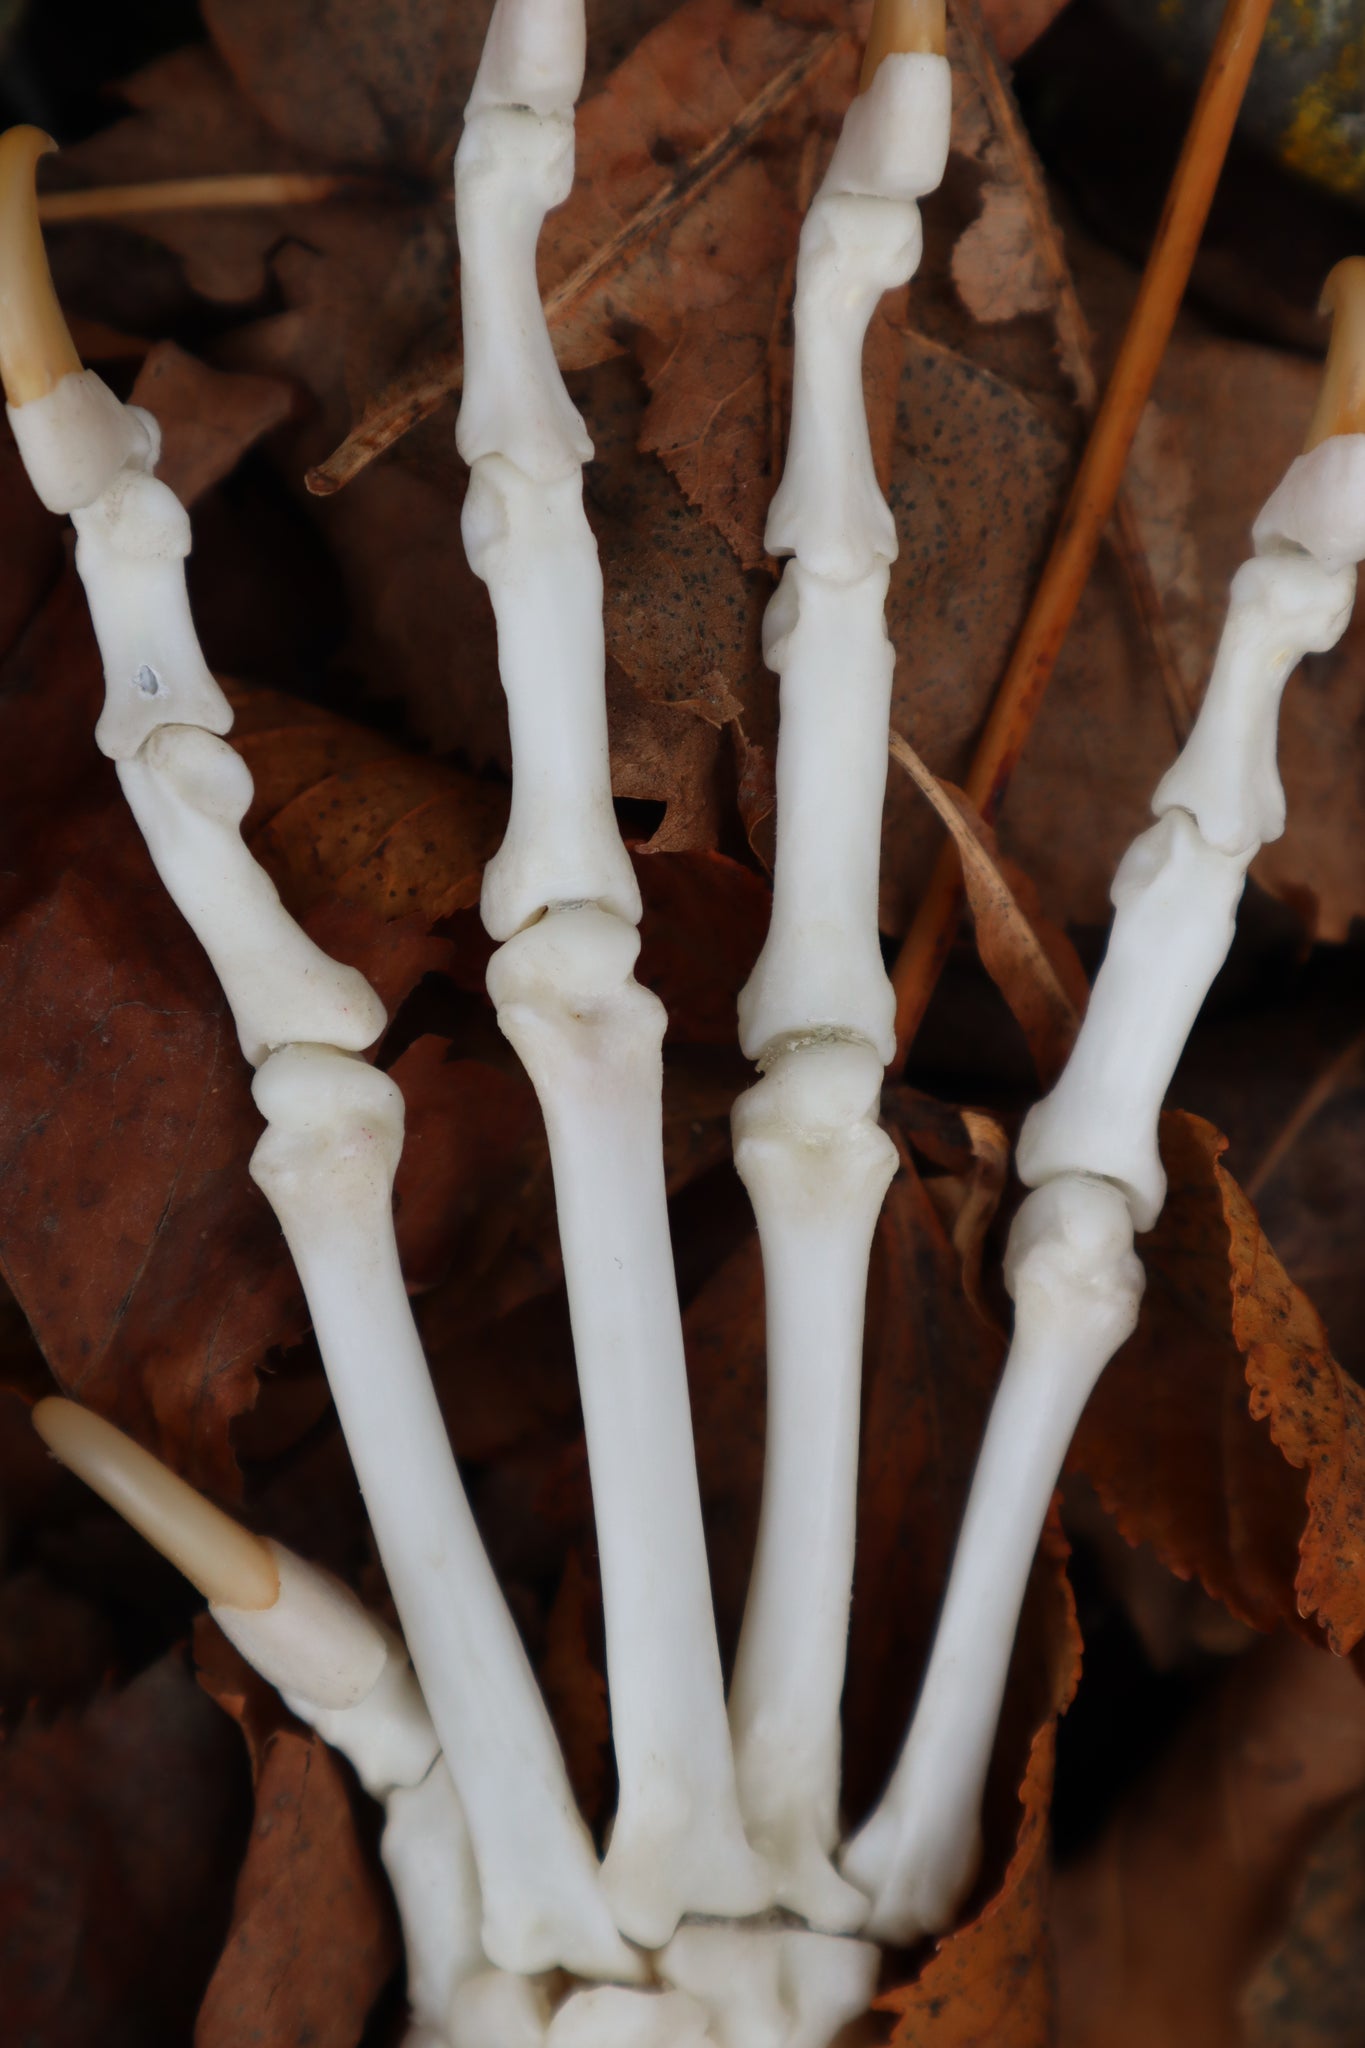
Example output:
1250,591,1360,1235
1304,256,1365,451
31,1397,280,1610
859,0,947,90
0,125,81,406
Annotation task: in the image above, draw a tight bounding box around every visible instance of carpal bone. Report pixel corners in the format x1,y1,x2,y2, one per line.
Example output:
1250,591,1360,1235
455,107,591,483
212,1539,388,1712
821,50,954,203
462,455,640,937
467,0,586,117
450,1967,553,2048
728,1040,895,1930
73,468,234,757
843,1176,1143,1941
739,561,897,1064
1016,808,1251,1230
1153,554,1355,856
7,367,153,513
488,906,771,1944
1252,432,1365,571
546,1988,714,2048
660,1925,881,2048
249,1043,635,1982
765,193,923,580
381,1759,486,2042
117,724,386,1066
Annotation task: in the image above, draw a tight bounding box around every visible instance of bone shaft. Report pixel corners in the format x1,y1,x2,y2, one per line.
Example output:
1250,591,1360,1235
268,1194,614,1975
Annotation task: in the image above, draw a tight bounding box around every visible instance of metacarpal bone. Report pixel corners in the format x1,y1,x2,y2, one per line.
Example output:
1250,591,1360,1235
488,906,772,1945
821,49,953,204
1153,553,1355,856
117,724,386,1066
842,1176,1143,1941
1015,808,1251,1230
382,1759,487,2041
463,455,641,937
728,1040,895,1931
72,469,234,757
739,561,897,1064
765,193,923,581
284,1636,440,1801
1252,432,1365,572
467,0,586,117
249,1043,637,1982
455,106,592,483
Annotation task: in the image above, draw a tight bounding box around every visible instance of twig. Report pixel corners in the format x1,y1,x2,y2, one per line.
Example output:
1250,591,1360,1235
38,171,347,221
890,0,1276,1069
306,29,843,495
1244,1027,1365,1200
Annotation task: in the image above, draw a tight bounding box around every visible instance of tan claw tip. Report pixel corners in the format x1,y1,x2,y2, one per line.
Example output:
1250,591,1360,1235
860,0,948,90
0,124,81,407
1304,257,1365,452
32,1397,280,1611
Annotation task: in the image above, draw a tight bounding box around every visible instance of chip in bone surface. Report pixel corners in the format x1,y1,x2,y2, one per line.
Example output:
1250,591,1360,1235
72,470,234,758
765,194,922,580
1252,432,1365,571
117,725,386,1066
467,0,586,116
740,561,897,1064
1015,809,1251,1230
1153,552,1355,856
819,49,953,203
464,456,640,937
6,367,153,513
455,106,591,483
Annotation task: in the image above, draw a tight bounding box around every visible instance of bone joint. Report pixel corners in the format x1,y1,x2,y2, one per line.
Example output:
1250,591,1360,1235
842,276,1365,1943
0,127,633,1985
455,0,768,1947
726,13,950,1930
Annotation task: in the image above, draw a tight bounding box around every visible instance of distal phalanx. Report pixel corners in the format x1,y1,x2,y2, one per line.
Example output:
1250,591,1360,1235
7,0,1365,2041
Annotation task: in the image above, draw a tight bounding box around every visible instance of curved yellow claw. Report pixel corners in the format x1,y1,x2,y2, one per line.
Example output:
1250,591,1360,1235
33,1397,281,1611
1304,257,1365,452
860,0,948,92
0,124,81,407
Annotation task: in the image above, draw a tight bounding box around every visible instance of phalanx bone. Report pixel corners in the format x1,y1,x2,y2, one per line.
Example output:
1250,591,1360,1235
0,121,634,1984
843,257,1365,1944
726,0,952,1933
454,0,770,1947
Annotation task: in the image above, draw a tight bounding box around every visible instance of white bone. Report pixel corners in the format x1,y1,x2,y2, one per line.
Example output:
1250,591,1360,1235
842,1175,1143,1941
463,456,641,937
1153,553,1356,855
764,194,923,581
487,906,772,1944
117,725,387,1066
546,1988,714,2048
72,469,234,757
728,1040,895,1931
1252,432,1365,572
819,51,953,204
7,368,152,513
659,1925,881,2048
382,1759,487,2040
738,562,897,1064
468,0,586,117
1015,809,1251,1229
249,1043,636,1982
455,107,591,483
211,1539,388,1712
285,1636,441,1800
451,1968,553,2048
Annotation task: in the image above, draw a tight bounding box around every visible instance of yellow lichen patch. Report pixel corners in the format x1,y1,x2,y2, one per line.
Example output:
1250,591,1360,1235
1280,36,1365,202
